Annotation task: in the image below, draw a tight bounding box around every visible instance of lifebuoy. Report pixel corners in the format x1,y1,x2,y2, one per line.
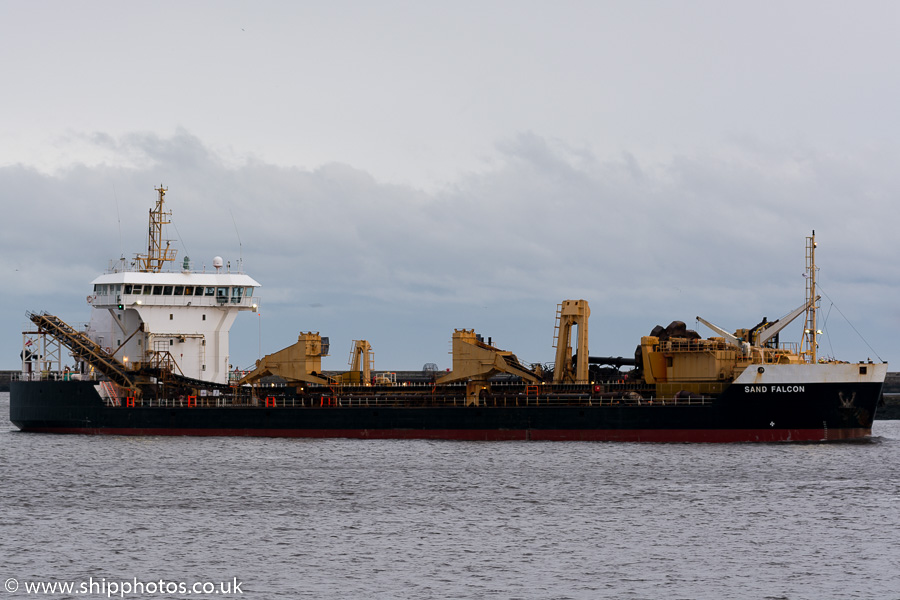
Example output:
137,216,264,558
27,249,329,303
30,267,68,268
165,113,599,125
86,295,93,304
105,347,112,354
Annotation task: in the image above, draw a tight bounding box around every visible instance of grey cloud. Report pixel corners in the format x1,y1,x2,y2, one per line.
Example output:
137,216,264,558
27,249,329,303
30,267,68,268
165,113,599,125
1,130,896,370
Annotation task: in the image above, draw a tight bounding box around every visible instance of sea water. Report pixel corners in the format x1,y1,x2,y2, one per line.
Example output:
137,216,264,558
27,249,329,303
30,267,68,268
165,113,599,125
1,391,898,599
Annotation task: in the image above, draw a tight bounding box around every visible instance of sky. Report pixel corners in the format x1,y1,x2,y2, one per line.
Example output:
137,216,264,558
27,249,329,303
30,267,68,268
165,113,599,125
1,1,899,372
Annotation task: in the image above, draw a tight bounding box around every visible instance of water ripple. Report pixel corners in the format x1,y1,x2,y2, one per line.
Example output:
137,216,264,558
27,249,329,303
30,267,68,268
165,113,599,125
3,394,900,599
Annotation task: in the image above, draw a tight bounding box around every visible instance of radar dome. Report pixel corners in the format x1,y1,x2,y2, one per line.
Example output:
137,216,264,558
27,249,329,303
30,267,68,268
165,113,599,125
213,256,224,272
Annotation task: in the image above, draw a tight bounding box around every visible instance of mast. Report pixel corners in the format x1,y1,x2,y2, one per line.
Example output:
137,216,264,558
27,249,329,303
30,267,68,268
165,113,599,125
801,230,818,363
136,185,177,272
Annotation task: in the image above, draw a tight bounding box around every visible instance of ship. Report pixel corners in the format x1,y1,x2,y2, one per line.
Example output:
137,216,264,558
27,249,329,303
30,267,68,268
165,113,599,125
10,187,887,442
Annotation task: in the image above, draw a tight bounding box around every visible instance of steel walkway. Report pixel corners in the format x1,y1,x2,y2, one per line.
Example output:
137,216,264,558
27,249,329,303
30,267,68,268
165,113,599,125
28,312,137,390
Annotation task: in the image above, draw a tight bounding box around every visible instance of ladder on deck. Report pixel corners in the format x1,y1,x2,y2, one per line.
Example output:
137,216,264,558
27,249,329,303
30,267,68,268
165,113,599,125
552,303,563,351
100,380,122,407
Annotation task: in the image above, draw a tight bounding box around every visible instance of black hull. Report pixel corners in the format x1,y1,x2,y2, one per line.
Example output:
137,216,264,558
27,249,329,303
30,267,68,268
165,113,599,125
10,379,882,442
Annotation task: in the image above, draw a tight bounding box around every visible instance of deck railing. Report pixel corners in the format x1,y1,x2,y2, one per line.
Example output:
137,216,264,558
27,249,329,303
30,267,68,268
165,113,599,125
102,392,714,409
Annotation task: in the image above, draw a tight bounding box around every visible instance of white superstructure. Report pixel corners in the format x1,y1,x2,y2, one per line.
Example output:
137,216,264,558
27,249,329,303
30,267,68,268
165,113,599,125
83,186,260,384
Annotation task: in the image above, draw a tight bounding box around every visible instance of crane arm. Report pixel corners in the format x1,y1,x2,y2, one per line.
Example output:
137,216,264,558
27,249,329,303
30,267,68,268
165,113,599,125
756,296,820,345
695,316,741,347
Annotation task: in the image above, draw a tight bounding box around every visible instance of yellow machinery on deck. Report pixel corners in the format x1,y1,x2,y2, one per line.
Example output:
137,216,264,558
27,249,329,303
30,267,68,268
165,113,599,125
237,332,331,386
552,299,590,384
343,340,374,384
232,300,594,406
436,329,541,405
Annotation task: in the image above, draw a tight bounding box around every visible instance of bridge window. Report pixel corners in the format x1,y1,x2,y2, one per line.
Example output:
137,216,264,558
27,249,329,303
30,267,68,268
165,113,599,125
245,287,253,297
184,286,193,295
163,286,173,295
174,286,184,296
204,287,215,297
131,285,142,294
195,287,205,296
124,284,133,294
152,286,163,296
143,286,151,295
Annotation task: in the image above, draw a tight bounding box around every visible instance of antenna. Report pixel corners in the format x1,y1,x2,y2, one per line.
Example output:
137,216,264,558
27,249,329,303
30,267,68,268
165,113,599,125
113,183,123,257
230,208,243,270
171,220,189,265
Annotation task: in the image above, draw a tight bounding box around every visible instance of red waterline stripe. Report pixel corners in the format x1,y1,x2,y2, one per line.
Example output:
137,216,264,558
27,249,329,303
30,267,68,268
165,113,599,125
18,427,872,442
